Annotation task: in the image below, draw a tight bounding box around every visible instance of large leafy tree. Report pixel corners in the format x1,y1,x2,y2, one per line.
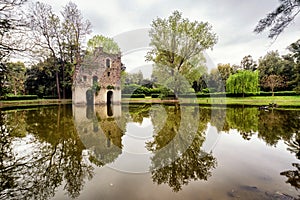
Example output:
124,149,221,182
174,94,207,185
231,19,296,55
87,35,120,54
257,50,296,91
226,70,260,97
258,51,284,77
254,0,300,39
25,58,57,97
146,11,217,98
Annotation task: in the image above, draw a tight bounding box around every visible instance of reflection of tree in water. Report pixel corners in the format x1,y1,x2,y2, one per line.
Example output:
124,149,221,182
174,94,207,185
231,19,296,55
0,106,94,200
285,132,300,160
128,104,151,123
280,132,300,192
258,109,299,146
210,108,228,132
224,107,259,140
147,105,217,192
218,107,300,147
280,163,300,191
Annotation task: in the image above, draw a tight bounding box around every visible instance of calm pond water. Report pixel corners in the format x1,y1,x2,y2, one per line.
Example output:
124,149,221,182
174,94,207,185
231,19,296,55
0,104,299,200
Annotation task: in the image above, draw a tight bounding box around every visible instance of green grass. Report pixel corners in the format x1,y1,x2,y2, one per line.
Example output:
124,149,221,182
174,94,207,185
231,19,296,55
122,96,300,107
0,99,72,109
2,96,299,109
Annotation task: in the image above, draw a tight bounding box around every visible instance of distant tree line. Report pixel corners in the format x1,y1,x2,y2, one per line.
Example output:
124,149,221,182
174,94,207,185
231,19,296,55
202,42,300,95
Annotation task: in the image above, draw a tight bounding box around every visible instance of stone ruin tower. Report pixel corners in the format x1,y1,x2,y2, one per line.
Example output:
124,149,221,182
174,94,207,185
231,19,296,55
73,47,124,105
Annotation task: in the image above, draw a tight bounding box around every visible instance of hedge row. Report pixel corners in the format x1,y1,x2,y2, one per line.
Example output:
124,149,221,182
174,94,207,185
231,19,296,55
122,84,161,96
122,94,146,98
3,95,39,100
179,91,299,98
122,91,299,99
42,96,59,99
151,94,160,98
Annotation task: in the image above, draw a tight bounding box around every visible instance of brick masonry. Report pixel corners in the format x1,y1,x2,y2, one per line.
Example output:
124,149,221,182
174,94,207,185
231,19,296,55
73,47,123,105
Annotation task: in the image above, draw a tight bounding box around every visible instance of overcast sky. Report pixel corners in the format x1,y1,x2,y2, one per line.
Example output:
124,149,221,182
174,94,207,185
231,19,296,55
39,0,300,73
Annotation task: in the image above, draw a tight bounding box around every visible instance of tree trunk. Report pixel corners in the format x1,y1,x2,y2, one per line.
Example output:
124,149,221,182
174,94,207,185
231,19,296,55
56,71,61,99
62,62,65,99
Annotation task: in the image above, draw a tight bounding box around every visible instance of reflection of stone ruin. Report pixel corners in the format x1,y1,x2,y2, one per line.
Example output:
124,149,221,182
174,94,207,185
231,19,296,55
73,105,124,165
72,47,124,105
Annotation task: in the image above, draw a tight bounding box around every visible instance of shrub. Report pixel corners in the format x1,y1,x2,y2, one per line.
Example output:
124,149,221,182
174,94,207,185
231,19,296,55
4,95,38,100
43,96,58,99
106,85,114,90
122,94,145,98
122,84,140,94
123,84,162,96
151,93,160,98
202,88,210,93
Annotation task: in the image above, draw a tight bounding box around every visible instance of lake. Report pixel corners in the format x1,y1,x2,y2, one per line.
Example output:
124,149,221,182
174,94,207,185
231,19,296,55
0,104,299,200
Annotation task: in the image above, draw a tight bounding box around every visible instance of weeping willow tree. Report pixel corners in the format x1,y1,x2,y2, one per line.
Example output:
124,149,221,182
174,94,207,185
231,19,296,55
226,70,259,97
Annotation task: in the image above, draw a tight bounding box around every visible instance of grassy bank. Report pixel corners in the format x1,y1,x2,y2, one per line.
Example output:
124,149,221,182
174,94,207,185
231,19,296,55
122,96,300,107
0,99,72,109
1,96,299,109
196,96,300,107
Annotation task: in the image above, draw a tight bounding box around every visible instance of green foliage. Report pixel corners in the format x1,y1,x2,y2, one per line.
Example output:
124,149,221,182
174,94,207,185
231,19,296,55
6,62,26,95
87,35,120,54
25,58,58,98
202,88,210,93
42,96,58,99
121,94,145,98
122,84,140,94
151,94,160,98
146,10,217,98
122,84,161,96
225,107,259,140
294,85,300,94
106,85,114,90
92,83,101,95
4,95,38,100
226,70,260,96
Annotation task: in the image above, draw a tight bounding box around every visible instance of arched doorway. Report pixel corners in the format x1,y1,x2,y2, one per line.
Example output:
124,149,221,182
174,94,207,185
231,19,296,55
86,89,94,105
107,91,113,105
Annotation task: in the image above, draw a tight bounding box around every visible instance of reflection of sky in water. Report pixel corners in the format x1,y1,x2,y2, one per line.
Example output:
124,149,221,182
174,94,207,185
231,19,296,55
108,118,154,173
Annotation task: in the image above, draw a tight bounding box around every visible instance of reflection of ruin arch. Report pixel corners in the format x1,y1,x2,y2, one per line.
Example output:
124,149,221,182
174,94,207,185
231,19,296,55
86,90,94,105
107,91,113,105
73,105,124,165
